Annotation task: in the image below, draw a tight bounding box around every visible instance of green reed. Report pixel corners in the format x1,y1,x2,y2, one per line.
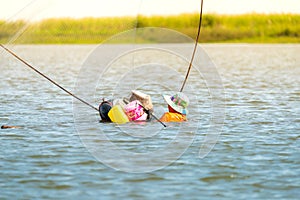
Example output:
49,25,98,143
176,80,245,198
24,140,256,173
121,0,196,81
1,13,299,44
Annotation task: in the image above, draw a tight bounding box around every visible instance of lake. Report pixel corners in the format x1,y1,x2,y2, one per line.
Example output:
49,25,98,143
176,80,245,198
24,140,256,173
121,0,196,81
0,44,299,199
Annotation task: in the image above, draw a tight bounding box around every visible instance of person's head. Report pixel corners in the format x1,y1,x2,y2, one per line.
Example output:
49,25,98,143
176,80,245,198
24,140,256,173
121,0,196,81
163,92,189,115
129,90,153,112
99,100,113,122
168,105,178,113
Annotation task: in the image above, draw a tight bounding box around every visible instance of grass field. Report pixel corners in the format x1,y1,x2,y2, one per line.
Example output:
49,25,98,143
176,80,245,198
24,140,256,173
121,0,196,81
1,13,300,44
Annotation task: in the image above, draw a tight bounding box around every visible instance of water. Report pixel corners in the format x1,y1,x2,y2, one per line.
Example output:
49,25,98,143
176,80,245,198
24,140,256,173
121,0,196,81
0,44,299,199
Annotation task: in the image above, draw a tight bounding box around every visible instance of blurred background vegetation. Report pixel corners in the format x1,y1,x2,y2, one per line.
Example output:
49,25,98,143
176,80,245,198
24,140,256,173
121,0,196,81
1,13,299,44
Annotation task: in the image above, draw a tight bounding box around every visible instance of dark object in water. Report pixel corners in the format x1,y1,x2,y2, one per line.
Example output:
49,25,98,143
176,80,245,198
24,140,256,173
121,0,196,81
99,100,113,122
1,125,21,129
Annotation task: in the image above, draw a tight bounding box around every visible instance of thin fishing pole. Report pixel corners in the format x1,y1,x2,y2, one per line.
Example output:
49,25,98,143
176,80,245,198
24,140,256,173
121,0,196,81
0,44,99,112
180,0,204,92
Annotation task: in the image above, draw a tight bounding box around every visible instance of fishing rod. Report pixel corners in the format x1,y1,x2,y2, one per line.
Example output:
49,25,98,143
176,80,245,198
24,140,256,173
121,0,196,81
1,44,167,127
0,44,99,112
180,0,204,92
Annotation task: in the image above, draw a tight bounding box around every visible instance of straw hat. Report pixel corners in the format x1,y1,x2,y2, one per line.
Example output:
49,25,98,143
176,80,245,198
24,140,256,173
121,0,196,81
129,90,153,111
163,92,189,115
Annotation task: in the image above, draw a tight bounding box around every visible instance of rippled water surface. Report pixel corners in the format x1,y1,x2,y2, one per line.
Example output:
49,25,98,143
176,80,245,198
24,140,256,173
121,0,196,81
0,44,299,199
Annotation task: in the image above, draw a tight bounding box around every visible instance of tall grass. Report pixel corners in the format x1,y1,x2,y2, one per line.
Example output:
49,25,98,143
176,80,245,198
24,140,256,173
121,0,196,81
137,13,300,43
0,17,137,44
1,13,300,44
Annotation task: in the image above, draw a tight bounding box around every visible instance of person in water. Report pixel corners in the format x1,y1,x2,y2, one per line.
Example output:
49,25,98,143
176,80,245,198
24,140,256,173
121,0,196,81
98,90,154,123
159,92,189,122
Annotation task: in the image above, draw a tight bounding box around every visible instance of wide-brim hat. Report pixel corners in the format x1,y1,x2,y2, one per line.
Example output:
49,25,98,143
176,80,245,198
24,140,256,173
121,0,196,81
130,90,153,111
163,92,189,115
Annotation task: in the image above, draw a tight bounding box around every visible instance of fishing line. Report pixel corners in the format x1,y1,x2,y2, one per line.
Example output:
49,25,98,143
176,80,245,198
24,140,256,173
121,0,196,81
180,0,204,92
1,44,167,127
0,44,99,112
